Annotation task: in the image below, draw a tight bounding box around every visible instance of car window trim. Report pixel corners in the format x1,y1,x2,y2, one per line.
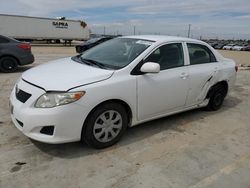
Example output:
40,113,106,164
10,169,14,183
130,41,186,75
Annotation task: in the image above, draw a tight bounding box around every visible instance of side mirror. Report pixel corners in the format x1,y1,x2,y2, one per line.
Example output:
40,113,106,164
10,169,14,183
140,62,160,73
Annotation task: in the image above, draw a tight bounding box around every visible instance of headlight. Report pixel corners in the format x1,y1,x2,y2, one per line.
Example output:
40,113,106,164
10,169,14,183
35,91,85,108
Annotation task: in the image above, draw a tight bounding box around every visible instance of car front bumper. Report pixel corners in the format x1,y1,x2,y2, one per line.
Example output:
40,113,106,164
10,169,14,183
10,79,89,144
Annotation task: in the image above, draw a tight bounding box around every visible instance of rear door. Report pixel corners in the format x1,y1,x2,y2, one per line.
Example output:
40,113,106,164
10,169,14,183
185,43,220,106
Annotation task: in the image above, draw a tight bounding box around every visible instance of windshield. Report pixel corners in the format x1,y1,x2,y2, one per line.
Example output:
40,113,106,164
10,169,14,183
77,38,154,69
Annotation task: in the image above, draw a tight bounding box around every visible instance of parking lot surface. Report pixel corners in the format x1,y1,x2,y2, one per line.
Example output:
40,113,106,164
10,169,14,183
0,46,250,188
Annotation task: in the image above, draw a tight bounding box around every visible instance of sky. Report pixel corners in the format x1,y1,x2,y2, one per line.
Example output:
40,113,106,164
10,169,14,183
1,0,250,39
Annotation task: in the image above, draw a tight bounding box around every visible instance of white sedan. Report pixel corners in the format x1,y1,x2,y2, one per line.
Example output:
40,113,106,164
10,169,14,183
231,45,244,51
10,35,237,148
222,44,235,50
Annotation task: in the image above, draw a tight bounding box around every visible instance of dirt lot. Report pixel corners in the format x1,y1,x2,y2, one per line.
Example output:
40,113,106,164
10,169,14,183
0,46,250,188
219,50,250,66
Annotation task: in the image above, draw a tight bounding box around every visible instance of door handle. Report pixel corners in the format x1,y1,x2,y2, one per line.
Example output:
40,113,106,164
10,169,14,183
180,72,189,79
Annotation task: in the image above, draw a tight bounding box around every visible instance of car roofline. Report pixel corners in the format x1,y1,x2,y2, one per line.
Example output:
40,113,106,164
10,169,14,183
119,35,202,43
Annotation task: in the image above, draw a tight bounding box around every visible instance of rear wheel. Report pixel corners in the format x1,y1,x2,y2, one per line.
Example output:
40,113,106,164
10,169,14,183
82,102,128,149
206,85,227,111
0,56,18,73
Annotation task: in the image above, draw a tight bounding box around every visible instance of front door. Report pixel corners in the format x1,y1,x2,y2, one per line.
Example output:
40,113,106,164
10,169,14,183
137,43,189,121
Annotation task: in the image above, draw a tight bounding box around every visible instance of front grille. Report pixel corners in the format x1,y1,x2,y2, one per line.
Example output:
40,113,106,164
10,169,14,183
16,89,31,103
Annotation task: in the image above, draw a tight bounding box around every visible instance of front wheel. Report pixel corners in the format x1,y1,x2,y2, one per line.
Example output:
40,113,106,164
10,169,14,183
82,103,128,149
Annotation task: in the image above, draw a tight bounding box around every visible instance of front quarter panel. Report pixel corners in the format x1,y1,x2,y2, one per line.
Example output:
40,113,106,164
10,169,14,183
71,69,137,126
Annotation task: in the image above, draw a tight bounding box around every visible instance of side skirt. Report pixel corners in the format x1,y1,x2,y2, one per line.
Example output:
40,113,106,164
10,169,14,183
131,99,209,127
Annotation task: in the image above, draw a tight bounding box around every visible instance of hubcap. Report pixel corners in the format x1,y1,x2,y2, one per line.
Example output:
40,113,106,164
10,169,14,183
3,59,14,70
93,110,122,143
214,93,223,106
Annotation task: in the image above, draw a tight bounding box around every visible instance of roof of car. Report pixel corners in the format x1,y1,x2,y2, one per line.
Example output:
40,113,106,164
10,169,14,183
121,35,202,43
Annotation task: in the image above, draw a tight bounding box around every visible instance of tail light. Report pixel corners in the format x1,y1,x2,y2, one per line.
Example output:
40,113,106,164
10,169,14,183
17,43,31,51
235,65,238,72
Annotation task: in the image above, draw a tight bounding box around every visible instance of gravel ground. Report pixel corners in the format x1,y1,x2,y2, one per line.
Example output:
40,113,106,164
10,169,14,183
0,46,250,188
219,50,250,66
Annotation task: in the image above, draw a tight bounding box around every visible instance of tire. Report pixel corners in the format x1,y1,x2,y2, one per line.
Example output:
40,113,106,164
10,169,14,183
82,102,128,149
0,56,18,73
206,85,227,111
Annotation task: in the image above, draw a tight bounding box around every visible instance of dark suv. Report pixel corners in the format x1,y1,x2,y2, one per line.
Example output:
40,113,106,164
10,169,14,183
0,35,34,72
75,37,115,53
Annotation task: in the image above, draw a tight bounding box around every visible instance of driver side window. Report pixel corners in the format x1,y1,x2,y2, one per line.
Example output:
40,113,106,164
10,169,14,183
145,43,184,70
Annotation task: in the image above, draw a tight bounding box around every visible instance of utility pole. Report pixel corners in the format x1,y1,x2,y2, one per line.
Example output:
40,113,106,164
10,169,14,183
188,24,191,38
133,26,136,35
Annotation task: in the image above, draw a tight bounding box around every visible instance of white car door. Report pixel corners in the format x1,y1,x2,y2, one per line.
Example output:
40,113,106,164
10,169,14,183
136,43,189,121
185,43,221,107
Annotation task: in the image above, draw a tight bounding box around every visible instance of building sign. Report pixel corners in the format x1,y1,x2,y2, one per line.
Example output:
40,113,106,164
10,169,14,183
52,21,68,29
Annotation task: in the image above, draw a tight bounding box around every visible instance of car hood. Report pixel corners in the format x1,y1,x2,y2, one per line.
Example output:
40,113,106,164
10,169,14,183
22,57,114,91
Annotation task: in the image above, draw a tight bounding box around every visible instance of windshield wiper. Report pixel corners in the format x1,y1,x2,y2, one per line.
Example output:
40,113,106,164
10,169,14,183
80,58,108,69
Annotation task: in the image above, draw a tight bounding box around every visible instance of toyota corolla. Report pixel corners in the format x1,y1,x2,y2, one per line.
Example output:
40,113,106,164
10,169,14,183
10,35,237,148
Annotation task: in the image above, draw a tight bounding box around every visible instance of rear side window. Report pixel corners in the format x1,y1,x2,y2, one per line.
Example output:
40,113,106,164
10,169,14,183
0,37,9,43
187,43,217,65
